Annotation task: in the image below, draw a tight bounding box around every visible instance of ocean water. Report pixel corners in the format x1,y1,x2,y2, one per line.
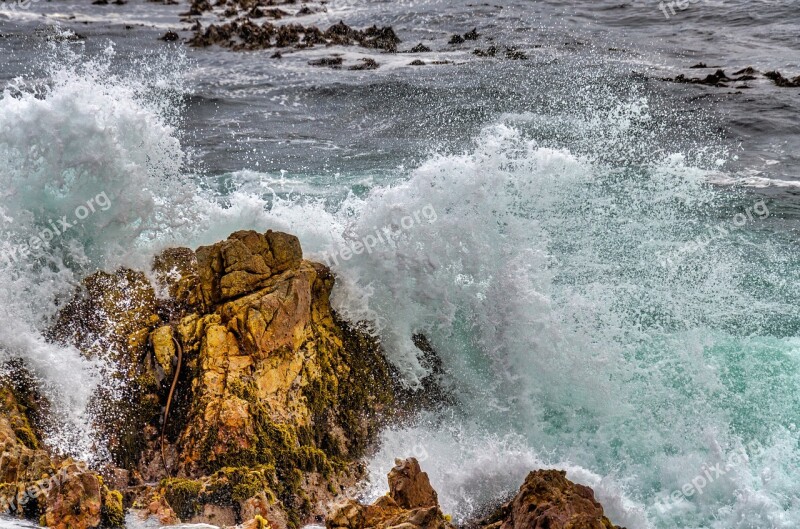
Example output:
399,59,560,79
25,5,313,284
1,1,800,528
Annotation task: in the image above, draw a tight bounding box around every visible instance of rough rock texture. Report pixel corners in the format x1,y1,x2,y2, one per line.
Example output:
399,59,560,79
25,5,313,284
2,226,628,529
387,458,438,510
326,458,454,529
49,229,405,528
475,470,623,529
0,373,124,528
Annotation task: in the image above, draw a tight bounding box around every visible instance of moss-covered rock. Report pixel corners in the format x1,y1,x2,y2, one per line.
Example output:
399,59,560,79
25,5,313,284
162,477,202,520
47,230,426,528
100,486,125,528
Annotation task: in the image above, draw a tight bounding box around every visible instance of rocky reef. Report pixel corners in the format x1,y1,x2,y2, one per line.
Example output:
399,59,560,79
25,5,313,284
329,459,624,529
664,65,800,89
0,229,623,529
188,19,401,53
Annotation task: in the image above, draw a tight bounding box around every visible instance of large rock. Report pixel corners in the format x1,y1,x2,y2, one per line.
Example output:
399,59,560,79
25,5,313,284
49,230,407,528
326,458,454,529
475,470,623,529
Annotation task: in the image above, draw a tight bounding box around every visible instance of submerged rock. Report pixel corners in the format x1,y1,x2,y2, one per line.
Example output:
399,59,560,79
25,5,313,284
348,58,380,71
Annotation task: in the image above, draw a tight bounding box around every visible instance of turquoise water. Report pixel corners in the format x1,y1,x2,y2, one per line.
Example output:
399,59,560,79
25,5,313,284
1,27,800,529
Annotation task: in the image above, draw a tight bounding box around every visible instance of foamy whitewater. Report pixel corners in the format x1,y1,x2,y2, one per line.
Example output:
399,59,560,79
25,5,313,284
2,30,800,529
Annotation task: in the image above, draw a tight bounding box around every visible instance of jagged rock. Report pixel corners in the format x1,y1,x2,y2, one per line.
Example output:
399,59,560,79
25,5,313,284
309,57,344,68
326,458,453,529
667,68,758,87
474,470,623,529
161,30,180,42
463,28,480,41
43,462,102,529
407,43,431,53
765,70,800,87
50,230,415,527
130,489,179,525
348,58,380,71
473,46,497,57
387,458,438,510
195,230,302,307
189,19,400,52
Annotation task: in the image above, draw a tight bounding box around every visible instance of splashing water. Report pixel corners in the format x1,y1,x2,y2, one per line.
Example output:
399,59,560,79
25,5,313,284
0,36,194,460
2,39,800,529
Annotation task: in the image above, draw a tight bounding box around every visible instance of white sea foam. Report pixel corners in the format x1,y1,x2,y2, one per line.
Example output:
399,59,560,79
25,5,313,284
2,40,799,529
0,39,192,460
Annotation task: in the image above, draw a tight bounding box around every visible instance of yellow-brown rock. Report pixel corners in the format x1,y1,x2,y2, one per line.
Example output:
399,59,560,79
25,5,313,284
475,470,623,529
326,458,454,529
388,458,438,510
196,230,303,308
0,374,123,529
43,462,102,529
49,229,403,528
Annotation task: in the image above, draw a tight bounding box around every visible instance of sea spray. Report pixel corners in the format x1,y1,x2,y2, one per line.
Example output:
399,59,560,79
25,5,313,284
2,35,799,529
0,38,193,460
229,116,800,529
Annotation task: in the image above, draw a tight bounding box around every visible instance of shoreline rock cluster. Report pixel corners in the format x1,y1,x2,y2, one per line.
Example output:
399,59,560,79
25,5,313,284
666,65,800,88
188,19,400,53
0,229,623,529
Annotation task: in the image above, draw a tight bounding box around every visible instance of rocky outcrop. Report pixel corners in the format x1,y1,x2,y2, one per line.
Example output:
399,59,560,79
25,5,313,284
664,65,800,89
0,228,627,529
474,470,623,529
188,19,400,52
327,458,454,529
764,70,800,88
47,229,407,528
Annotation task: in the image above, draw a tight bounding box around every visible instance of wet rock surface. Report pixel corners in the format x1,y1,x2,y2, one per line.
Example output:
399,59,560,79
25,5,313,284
187,18,400,52
41,230,410,528
327,458,454,529
473,470,624,529
0,373,124,528
0,230,622,529
664,65,800,88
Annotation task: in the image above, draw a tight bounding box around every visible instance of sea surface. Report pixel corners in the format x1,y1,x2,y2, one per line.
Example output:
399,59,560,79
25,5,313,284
1,0,800,528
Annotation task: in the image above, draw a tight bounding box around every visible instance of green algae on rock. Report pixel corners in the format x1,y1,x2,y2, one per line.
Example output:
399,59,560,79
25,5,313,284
46,229,410,528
